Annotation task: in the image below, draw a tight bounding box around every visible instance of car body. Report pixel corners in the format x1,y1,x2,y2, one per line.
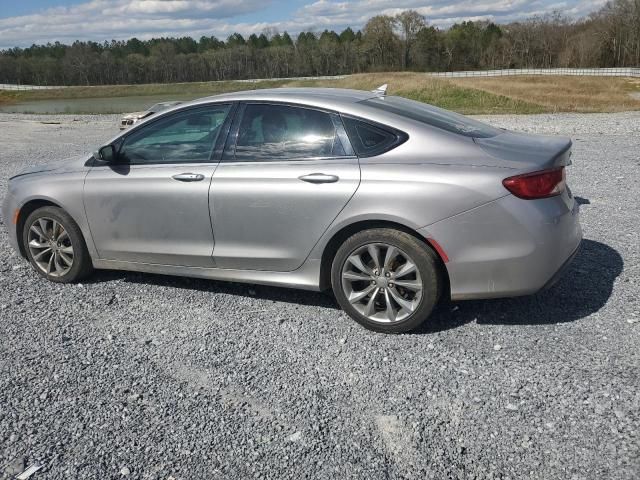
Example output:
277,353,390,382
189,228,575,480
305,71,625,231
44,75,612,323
119,101,182,130
3,87,582,332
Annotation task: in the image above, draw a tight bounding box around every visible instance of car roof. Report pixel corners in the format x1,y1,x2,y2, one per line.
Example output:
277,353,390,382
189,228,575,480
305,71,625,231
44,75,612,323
188,87,378,112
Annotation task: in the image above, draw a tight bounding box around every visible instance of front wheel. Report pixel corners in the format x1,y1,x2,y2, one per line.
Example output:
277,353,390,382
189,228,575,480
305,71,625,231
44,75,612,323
22,206,93,283
331,228,442,333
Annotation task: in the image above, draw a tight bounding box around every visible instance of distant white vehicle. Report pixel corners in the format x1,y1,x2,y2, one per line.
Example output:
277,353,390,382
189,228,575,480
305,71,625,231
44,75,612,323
119,101,182,130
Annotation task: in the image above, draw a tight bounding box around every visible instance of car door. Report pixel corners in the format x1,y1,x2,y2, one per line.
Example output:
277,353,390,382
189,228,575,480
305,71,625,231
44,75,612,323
210,102,360,271
84,104,232,267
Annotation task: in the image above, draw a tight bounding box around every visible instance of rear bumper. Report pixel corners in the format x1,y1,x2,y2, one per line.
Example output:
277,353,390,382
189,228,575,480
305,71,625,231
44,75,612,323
420,191,582,300
539,241,581,292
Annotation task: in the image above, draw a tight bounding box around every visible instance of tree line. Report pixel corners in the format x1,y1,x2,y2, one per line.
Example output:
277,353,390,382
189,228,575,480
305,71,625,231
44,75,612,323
0,0,638,86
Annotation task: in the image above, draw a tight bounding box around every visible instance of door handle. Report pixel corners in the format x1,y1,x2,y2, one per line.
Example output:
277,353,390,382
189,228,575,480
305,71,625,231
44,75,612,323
172,173,205,182
298,173,339,184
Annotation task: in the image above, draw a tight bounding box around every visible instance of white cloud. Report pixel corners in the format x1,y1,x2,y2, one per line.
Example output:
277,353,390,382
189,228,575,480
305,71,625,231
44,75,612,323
0,0,609,49
0,0,268,48
289,0,608,31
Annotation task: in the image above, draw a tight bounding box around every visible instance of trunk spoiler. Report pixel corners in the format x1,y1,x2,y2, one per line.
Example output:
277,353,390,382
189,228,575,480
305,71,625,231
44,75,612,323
474,131,572,170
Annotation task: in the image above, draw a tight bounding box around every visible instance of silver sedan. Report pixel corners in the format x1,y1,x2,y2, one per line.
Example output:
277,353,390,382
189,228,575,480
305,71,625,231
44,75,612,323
2,87,581,333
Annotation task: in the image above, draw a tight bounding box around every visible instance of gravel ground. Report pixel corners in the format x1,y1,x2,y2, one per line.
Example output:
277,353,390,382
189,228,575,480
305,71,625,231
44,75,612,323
0,112,638,480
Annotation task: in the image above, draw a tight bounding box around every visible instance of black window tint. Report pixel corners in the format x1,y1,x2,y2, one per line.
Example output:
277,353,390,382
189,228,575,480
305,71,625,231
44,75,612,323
342,116,407,157
362,96,501,138
233,104,347,162
119,105,230,164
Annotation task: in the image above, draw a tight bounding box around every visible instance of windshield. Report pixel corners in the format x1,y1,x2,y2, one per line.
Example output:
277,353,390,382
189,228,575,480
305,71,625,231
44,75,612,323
361,96,501,138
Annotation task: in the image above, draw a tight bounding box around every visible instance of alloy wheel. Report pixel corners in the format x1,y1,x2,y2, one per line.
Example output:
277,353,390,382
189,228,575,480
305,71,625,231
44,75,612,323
27,217,75,277
341,242,423,323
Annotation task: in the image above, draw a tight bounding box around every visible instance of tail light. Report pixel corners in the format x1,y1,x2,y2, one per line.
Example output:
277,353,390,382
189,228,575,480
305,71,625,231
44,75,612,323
503,167,566,200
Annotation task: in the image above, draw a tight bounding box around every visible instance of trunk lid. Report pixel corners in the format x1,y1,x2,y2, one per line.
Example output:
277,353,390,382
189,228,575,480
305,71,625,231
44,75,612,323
474,131,572,170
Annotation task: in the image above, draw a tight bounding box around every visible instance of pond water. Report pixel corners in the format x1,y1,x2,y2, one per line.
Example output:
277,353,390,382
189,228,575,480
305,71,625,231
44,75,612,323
0,94,204,114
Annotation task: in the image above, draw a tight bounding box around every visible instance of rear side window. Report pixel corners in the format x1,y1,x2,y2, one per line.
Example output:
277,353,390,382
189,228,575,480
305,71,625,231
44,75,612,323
230,104,348,162
342,116,407,157
362,96,501,138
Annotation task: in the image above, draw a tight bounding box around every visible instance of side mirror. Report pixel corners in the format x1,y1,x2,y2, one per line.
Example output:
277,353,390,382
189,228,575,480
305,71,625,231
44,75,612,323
95,144,116,163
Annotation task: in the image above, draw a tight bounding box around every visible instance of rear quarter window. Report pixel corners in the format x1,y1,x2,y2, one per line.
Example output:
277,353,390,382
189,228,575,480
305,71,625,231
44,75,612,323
342,116,408,157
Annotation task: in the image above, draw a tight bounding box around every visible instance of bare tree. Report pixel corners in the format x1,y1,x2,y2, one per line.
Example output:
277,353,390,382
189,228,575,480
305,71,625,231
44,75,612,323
396,10,426,68
362,15,400,70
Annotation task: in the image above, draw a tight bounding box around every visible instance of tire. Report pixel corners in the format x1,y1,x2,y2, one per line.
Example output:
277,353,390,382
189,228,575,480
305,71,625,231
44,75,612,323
331,228,442,333
22,206,94,283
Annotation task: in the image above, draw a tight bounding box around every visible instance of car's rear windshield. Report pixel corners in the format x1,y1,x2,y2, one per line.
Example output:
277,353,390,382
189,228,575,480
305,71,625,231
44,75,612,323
361,96,501,138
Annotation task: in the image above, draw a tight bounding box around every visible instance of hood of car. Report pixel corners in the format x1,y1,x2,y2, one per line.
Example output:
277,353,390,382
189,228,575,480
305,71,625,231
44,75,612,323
10,154,92,179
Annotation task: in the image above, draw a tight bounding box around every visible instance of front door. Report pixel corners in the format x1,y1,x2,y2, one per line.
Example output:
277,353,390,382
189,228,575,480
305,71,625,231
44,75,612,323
84,104,231,267
210,103,360,271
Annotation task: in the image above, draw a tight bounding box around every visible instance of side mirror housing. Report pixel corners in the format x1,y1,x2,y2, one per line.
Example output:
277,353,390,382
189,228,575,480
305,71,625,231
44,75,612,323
95,144,116,163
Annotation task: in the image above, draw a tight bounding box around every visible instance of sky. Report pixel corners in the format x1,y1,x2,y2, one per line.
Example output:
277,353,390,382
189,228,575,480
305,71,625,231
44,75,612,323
0,0,608,49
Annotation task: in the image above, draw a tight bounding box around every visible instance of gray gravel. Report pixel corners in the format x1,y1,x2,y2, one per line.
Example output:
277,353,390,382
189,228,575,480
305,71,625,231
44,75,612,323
1,112,639,480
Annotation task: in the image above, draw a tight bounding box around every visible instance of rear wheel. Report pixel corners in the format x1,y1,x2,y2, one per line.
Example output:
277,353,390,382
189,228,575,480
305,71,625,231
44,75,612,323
331,228,442,333
22,206,93,283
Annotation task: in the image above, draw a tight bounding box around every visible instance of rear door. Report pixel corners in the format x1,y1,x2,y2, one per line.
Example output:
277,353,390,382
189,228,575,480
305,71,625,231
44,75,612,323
84,104,232,267
209,102,360,271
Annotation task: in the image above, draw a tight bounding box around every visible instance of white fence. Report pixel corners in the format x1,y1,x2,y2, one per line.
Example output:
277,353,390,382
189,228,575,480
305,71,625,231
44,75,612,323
0,83,67,91
0,75,349,91
427,68,640,78
1,69,638,90
236,75,347,83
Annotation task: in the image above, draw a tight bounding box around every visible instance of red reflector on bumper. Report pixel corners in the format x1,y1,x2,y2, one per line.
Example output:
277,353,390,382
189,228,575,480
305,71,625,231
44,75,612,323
427,238,449,263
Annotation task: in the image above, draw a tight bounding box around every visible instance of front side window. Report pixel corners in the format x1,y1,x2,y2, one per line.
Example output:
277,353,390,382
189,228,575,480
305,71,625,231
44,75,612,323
231,104,347,162
119,105,231,164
